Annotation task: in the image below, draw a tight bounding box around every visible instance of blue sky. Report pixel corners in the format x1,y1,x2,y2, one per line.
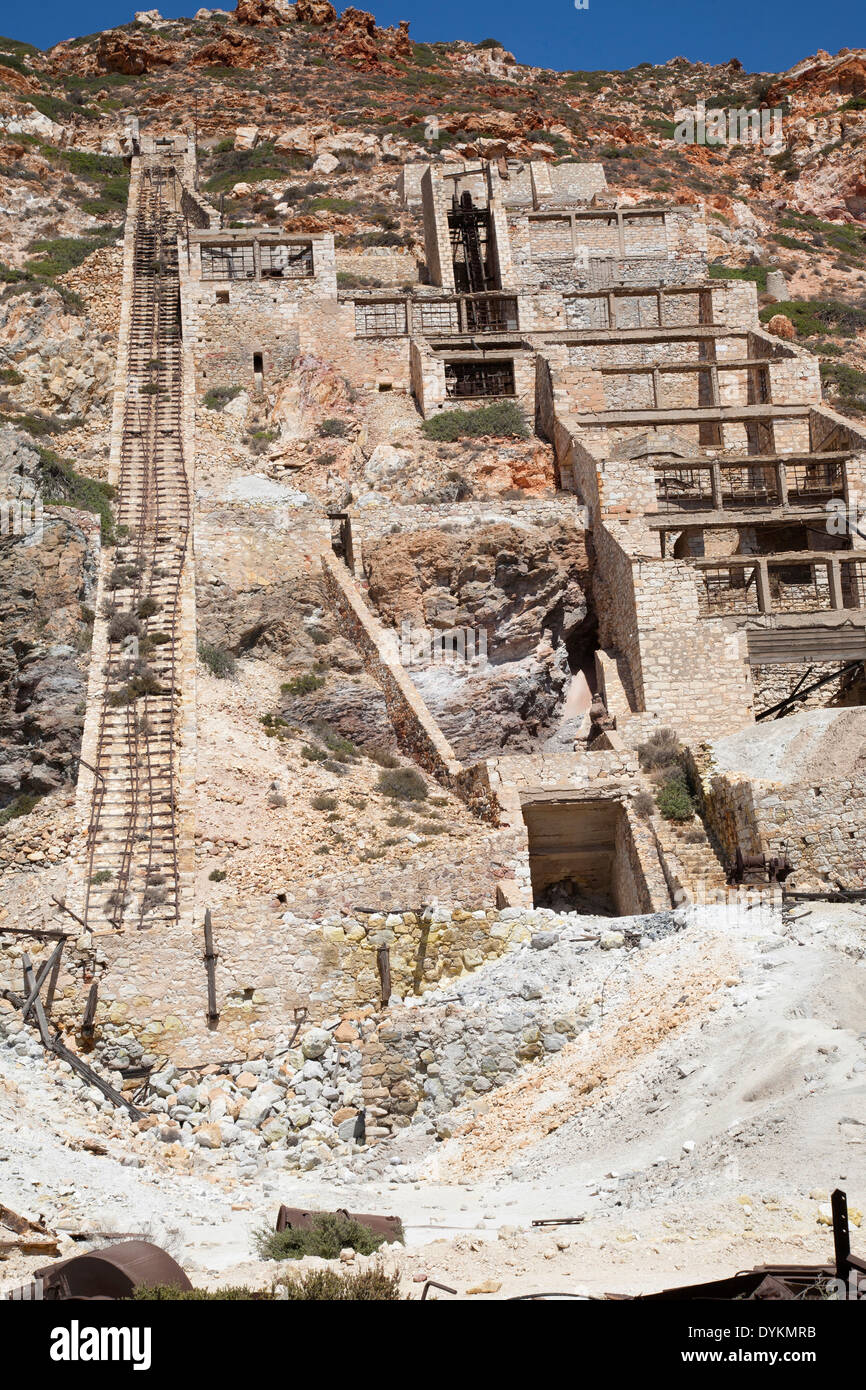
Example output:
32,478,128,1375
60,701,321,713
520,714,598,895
2,0,863,72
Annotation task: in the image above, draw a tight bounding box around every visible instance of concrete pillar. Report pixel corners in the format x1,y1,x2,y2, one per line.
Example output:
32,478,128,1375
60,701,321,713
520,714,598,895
710,462,723,510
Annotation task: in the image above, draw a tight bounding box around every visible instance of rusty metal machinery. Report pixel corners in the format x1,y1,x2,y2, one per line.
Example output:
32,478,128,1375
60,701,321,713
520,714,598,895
732,846,793,886
275,1206,401,1243
26,1241,192,1301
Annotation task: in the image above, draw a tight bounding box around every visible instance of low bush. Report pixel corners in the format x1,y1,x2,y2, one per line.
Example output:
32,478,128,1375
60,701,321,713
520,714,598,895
820,361,866,414
208,868,227,882
311,793,338,812
281,672,325,696
311,722,358,761
131,1284,272,1301
0,793,42,827
421,400,528,442
38,447,115,543
203,385,242,412
366,746,400,769
633,790,655,819
107,611,140,643
256,1212,401,1262
198,642,237,679
281,1267,403,1300
708,263,769,292
656,771,695,822
26,233,115,280
376,767,428,801
317,417,350,438
758,299,866,339
637,727,679,771
301,743,328,762
107,669,165,706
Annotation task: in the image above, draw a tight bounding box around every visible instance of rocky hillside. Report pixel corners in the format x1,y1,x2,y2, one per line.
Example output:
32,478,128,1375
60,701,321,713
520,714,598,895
1,9,865,427
1,6,865,815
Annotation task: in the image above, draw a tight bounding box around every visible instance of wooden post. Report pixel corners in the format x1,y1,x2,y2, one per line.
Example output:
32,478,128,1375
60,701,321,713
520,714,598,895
203,909,219,1028
20,954,51,1048
376,945,391,1008
755,558,772,614
21,942,63,1025
81,982,98,1040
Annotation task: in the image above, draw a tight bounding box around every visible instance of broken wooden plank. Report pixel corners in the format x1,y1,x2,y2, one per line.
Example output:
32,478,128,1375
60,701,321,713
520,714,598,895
0,1236,60,1259
81,982,98,1040
49,1037,143,1121
21,942,63,1024
203,909,219,1028
20,953,52,1048
0,1204,51,1237
43,940,64,1019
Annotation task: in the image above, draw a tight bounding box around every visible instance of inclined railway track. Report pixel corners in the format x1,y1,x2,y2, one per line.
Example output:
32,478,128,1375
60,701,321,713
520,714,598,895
82,168,190,932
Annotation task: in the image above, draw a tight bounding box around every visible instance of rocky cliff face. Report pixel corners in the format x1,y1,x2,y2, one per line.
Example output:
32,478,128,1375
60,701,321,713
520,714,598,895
0,430,99,808
361,519,590,757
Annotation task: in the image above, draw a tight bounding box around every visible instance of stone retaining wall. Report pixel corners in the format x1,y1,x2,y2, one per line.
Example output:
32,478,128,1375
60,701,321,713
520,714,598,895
320,552,498,820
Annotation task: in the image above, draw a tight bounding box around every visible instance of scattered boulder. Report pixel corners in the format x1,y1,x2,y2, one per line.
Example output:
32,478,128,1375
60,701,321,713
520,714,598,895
766,313,797,340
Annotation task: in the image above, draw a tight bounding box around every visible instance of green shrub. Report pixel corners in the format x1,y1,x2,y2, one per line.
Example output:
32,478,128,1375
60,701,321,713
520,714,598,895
198,641,237,679
656,772,695,822
318,417,350,437
38,447,115,543
26,233,114,280
255,1212,401,1262
89,869,113,885
376,767,428,801
301,744,328,762
281,672,325,696
0,793,42,827
421,401,528,442
708,263,769,292
758,299,866,339
312,722,358,761
820,361,866,414
203,385,242,411
208,868,227,882
0,366,23,386
107,611,140,643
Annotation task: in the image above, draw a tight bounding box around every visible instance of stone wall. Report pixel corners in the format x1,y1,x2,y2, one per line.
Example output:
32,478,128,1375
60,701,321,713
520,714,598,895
751,661,856,715
689,746,866,890
320,553,498,819
358,907,675,1137
187,231,336,393
336,246,418,287
592,521,754,740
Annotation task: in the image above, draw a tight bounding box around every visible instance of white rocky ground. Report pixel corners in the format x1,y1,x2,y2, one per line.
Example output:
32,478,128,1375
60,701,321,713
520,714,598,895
1,898,863,1298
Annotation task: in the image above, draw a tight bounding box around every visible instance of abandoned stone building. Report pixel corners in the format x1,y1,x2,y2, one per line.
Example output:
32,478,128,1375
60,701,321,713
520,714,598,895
7,128,866,1073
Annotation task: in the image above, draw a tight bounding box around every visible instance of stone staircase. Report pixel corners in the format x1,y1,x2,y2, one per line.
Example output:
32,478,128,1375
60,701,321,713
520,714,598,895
653,815,730,905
